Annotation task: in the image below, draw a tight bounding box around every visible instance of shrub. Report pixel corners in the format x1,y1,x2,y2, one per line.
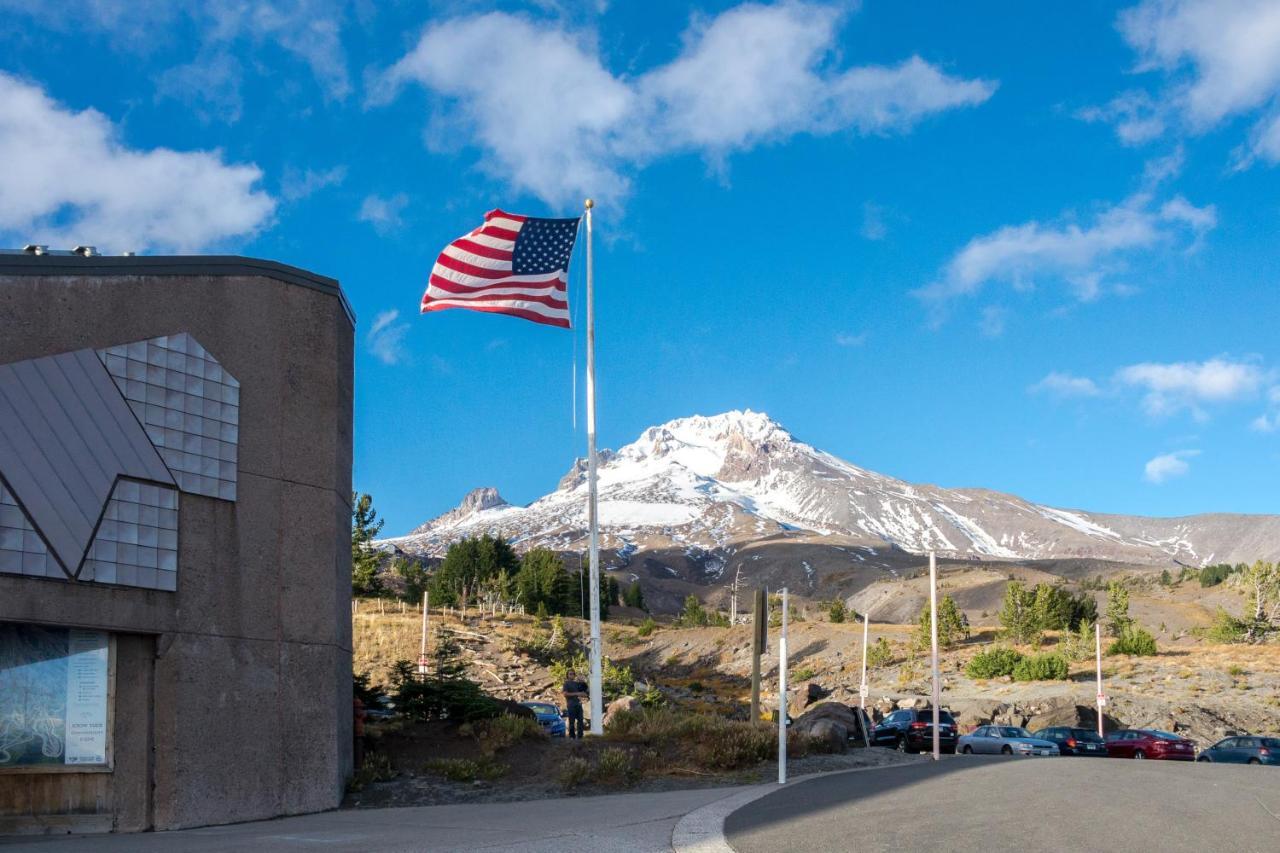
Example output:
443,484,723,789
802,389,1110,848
558,756,591,789
1107,626,1158,657
636,617,657,637
1203,609,1249,644
347,753,396,792
1227,664,1246,677
827,599,847,623
605,706,787,770
424,757,507,783
791,666,817,681
965,646,1025,679
1012,653,1069,681
550,651,635,699
1199,563,1237,588
593,748,636,785
464,714,546,755
1056,621,1096,662
866,637,894,669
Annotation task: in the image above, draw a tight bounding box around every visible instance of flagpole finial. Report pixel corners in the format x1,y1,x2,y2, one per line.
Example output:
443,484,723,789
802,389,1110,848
584,198,594,210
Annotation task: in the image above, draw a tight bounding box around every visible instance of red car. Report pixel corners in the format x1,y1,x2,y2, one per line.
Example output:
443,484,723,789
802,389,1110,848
1105,729,1196,760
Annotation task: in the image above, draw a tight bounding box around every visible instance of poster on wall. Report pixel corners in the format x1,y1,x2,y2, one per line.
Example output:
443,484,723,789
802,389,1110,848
63,630,109,765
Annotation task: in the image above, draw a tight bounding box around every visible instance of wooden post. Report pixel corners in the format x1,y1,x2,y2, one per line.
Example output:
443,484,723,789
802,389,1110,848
751,588,765,723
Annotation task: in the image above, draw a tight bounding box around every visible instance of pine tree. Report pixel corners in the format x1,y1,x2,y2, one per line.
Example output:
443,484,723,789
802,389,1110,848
623,582,647,611
1105,581,1133,637
827,599,847,623
434,534,520,608
998,580,1040,644
916,594,967,650
394,556,429,603
351,492,384,595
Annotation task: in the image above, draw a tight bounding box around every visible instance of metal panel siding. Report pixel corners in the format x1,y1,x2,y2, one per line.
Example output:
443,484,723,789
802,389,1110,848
0,349,173,573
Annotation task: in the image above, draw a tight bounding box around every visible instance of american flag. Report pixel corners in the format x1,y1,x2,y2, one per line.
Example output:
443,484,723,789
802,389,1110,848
421,209,581,328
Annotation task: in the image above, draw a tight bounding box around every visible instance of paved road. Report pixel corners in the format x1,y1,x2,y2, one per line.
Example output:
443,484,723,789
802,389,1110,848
726,756,1280,853
0,787,743,853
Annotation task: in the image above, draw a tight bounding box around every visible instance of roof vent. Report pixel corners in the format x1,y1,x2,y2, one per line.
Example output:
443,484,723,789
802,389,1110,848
22,244,48,256
72,245,99,257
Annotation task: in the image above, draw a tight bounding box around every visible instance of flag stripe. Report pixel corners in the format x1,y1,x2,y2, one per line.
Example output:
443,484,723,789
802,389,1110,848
428,275,564,297
421,301,570,328
429,265,566,289
451,238,513,261
426,289,568,310
441,244,513,270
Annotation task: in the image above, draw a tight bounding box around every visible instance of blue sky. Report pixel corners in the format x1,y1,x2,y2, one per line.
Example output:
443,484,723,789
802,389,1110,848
3,1,1280,535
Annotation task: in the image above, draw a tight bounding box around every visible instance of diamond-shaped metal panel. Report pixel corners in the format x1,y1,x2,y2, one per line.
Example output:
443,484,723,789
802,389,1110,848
98,333,238,502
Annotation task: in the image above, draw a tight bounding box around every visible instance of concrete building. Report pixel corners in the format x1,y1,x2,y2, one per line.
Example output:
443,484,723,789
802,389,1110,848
0,251,354,834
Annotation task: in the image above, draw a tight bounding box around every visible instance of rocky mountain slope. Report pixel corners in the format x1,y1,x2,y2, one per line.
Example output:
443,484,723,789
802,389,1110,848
379,410,1280,609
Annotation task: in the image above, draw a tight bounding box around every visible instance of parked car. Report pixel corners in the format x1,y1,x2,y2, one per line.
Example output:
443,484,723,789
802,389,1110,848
1032,726,1109,757
1196,736,1279,765
1105,729,1196,760
520,701,566,738
958,725,1059,756
873,708,958,754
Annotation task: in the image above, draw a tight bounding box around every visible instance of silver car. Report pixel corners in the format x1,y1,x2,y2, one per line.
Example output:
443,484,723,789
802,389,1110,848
958,725,1060,756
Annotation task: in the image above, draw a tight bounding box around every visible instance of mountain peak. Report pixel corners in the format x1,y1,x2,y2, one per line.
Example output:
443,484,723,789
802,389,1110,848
408,486,509,535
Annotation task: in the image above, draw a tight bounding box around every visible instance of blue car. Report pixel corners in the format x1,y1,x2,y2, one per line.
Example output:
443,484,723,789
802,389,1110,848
521,701,566,737
1197,735,1279,765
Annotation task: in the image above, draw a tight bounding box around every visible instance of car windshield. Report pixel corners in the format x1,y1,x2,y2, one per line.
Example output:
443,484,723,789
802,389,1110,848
998,727,1030,738
1150,731,1182,740
1070,730,1104,742
919,711,956,725
524,703,557,715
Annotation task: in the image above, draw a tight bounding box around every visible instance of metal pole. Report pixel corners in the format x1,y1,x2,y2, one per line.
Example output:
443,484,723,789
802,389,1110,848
929,551,940,761
584,198,603,736
860,610,869,710
778,587,788,784
1095,621,1105,739
751,588,764,722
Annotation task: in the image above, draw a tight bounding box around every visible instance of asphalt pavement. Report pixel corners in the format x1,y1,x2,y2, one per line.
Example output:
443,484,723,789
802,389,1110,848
725,756,1280,853
0,786,743,853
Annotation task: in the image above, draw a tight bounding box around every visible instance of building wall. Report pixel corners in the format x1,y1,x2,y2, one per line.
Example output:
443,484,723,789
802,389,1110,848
0,262,353,833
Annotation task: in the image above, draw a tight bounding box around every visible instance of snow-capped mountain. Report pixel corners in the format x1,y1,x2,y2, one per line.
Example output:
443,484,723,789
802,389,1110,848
379,410,1280,596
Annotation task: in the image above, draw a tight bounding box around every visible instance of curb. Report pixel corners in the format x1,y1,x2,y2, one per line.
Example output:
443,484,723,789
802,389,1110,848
671,759,925,853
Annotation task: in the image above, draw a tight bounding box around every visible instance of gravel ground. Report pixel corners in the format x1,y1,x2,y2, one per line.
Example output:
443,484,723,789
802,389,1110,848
343,746,922,809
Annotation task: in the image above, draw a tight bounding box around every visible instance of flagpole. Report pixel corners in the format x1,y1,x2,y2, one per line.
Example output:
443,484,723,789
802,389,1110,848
584,197,603,736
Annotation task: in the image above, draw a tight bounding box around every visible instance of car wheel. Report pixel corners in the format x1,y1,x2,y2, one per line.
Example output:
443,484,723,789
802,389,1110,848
1197,756,1210,762
896,736,908,753
1001,745,1012,755
1248,758,1261,765
1133,750,1146,759
962,745,973,754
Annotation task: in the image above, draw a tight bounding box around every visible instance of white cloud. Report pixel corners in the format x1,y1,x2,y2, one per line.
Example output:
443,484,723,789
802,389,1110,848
366,309,409,365
1117,356,1268,417
1252,413,1279,433
834,331,867,347
916,193,1215,312
1144,448,1199,484
358,193,409,234
374,3,995,206
978,305,1007,337
1076,90,1167,145
1030,372,1102,398
1101,0,1280,165
280,165,347,202
861,202,888,240
4,1,352,113
0,72,276,253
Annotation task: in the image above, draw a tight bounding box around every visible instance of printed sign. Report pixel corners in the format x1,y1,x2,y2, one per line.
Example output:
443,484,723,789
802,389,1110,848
64,630,109,765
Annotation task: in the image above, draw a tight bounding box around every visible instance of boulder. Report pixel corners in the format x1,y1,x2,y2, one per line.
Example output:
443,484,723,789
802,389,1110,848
603,695,638,728
804,718,848,754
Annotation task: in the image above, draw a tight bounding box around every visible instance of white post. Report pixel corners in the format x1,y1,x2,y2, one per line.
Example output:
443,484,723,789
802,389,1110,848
418,591,430,675
1095,621,1105,739
584,198,603,736
929,551,941,762
860,610,869,710
778,587,789,784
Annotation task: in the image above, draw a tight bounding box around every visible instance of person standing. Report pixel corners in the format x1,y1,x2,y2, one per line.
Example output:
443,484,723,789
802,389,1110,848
562,669,589,739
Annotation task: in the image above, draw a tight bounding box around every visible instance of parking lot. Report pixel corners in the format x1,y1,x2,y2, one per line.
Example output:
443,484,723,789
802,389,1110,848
727,755,1280,853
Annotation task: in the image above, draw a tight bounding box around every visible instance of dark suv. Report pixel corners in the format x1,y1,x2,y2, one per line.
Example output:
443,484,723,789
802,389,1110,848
873,708,958,754
1032,726,1109,756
